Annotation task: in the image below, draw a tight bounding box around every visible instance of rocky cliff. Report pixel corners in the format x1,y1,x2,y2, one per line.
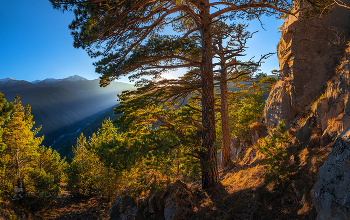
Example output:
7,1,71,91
312,127,350,219
263,1,350,219
264,1,350,130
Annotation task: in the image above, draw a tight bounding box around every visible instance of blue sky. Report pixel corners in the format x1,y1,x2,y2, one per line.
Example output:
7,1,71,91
0,0,283,84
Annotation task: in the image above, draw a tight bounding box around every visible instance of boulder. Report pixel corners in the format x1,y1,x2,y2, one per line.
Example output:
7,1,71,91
109,195,137,220
249,122,267,145
109,180,196,220
164,182,195,220
312,127,350,219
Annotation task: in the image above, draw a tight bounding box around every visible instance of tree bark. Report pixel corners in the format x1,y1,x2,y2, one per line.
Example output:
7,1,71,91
200,0,219,189
220,68,233,168
16,150,21,188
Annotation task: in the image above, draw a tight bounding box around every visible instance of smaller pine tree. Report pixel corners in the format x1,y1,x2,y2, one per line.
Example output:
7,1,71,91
66,133,105,197
258,120,290,191
0,92,12,199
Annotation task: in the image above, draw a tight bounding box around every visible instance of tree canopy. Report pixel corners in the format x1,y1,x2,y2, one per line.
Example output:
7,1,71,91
50,0,295,188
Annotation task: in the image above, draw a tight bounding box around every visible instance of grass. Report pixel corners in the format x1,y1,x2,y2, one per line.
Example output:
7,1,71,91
311,92,327,113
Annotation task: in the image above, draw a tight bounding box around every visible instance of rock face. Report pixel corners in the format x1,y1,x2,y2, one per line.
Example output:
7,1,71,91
312,127,350,219
163,185,195,220
109,180,196,220
264,2,350,128
292,58,350,146
109,195,137,220
318,60,350,145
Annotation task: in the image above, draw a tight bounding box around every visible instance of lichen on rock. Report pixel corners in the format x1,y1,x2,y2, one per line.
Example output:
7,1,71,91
312,127,350,219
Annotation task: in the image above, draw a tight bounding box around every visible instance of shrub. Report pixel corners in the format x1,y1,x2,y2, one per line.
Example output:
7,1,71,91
258,120,290,191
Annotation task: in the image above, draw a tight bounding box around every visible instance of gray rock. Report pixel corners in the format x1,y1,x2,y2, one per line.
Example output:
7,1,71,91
312,127,350,219
163,185,195,220
136,199,144,212
120,206,138,220
148,194,157,214
264,2,350,128
296,116,316,143
317,60,350,145
230,137,241,160
249,122,267,145
109,195,136,220
109,180,195,220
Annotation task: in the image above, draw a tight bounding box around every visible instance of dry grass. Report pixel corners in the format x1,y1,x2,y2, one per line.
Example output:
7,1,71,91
221,165,265,192
198,116,332,220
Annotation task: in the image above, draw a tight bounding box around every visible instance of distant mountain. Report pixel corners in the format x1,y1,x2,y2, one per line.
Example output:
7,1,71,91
0,75,134,152
32,75,88,86
0,78,16,84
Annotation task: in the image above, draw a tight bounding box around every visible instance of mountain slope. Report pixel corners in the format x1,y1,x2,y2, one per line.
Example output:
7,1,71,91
0,76,134,150
56,106,121,159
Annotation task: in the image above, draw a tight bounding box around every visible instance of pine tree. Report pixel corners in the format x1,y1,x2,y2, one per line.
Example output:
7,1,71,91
0,92,13,198
66,133,104,197
50,0,295,188
87,119,120,201
2,95,43,193
258,120,290,191
26,146,66,194
0,94,65,200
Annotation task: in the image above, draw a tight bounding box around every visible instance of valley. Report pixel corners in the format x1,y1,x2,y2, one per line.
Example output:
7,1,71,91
0,75,134,157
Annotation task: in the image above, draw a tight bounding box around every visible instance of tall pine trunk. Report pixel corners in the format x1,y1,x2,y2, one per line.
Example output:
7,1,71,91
220,68,233,168
200,0,219,189
16,150,21,189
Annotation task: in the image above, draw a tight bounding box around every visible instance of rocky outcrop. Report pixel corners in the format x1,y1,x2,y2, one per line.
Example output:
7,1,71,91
248,122,267,145
109,195,138,220
163,185,195,220
109,180,197,220
292,57,350,146
264,2,350,128
312,127,350,219
318,60,350,145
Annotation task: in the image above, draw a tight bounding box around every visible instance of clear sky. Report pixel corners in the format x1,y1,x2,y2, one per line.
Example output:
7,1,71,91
0,0,283,84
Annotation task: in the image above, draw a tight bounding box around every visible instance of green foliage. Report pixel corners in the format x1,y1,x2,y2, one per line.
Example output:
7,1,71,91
2,95,43,193
304,0,334,18
258,120,290,190
66,133,105,197
115,88,203,180
37,146,67,184
25,146,66,194
0,92,12,199
26,168,59,194
61,89,203,199
0,94,65,200
51,0,295,190
221,75,276,142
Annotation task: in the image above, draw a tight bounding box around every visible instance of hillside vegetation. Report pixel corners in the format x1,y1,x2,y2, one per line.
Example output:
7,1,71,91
0,74,286,219
3,0,350,218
